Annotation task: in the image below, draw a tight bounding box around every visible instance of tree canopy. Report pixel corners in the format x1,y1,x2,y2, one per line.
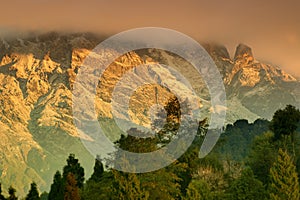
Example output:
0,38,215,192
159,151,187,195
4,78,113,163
270,105,300,140
269,148,299,200
25,182,40,200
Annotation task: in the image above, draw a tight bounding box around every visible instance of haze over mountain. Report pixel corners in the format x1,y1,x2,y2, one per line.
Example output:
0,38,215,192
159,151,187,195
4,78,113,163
0,32,299,195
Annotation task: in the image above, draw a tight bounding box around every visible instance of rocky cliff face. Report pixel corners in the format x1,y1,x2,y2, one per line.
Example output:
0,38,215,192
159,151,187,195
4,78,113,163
224,43,299,119
0,33,101,195
0,32,299,195
200,42,299,120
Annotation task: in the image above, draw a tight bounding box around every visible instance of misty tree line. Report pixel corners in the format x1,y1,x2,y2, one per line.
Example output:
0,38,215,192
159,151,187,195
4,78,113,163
1,104,300,199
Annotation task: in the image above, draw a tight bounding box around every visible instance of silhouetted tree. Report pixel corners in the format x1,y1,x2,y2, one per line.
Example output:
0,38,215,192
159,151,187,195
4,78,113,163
89,156,104,182
270,105,300,156
26,182,40,200
7,186,17,200
63,154,85,188
0,183,5,200
83,170,113,200
164,96,181,123
48,171,64,200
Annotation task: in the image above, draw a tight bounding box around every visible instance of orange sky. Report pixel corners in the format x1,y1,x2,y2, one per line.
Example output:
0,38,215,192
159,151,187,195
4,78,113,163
0,0,300,77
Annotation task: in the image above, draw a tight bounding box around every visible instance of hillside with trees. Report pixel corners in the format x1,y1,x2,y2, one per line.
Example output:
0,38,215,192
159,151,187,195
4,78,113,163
1,105,300,199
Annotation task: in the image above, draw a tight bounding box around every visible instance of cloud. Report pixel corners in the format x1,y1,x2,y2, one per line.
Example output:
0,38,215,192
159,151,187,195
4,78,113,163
0,0,299,76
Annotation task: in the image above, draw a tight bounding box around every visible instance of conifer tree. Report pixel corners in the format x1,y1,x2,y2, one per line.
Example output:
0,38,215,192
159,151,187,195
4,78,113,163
269,148,300,200
90,156,104,182
0,184,5,200
64,173,80,200
7,186,17,200
63,154,85,188
83,168,113,200
48,171,64,200
26,182,40,200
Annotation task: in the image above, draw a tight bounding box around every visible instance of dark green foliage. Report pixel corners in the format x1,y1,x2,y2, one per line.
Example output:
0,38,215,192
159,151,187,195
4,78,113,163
7,186,17,200
0,184,5,200
139,167,181,200
185,179,212,200
83,181,106,200
82,156,113,200
83,172,113,200
13,105,300,199
269,148,299,200
247,132,277,184
48,154,84,199
111,132,150,199
48,171,64,200
295,127,300,180
175,118,209,195
117,131,158,153
25,182,40,200
112,169,148,200
113,128,182,199
89,156,104,182
199,153,224,172
64,173,80,200
113,132,161,173
270,105,300,140
39,192,48,200
63,154,85,188
270,105,300,159
175,160,193,196
216,119,269,161
227,168,267,200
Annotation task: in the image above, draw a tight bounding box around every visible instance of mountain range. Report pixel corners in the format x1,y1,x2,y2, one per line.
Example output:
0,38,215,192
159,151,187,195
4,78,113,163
0,32,299,195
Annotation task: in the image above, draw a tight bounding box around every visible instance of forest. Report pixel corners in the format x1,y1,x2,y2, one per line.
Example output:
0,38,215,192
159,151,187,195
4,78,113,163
1,104,300,200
